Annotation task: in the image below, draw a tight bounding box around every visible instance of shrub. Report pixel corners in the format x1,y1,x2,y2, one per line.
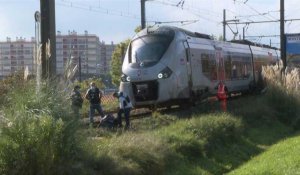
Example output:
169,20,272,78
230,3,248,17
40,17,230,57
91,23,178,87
0,72,25,106
0,114,82,175
0,80,84,175
262,65,300,128
182,114,243,154
91,133,168,175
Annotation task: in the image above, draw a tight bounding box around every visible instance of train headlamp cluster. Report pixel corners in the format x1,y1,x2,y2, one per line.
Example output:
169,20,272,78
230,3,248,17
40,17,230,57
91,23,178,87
121,74,131,82
157,67,172,79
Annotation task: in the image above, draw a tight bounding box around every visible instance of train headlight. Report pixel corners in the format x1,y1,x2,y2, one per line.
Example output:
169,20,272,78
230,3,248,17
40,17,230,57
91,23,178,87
121,74,130,82
158,73,163,79
157,67,172,79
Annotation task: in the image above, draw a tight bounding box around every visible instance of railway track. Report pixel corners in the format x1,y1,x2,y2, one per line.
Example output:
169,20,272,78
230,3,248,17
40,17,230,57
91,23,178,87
81,95,226,126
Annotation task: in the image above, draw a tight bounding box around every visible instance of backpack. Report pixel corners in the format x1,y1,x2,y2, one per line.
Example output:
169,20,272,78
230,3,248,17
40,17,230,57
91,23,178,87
88,88,101,104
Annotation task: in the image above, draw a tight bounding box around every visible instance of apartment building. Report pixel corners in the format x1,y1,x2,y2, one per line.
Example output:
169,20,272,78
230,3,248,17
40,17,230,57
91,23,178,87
0,31,116,79
100,41,115,75
0,37,35,79
56,30,102,75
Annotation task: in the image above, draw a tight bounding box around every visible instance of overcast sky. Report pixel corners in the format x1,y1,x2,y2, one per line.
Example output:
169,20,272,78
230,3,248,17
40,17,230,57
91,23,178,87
0,0,299,47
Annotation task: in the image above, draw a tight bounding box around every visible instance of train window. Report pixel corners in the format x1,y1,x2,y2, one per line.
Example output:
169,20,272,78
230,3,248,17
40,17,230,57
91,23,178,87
130,34,174,67
229,54,252,80
210,59,217,80
224,55,232,80
201,53,210,76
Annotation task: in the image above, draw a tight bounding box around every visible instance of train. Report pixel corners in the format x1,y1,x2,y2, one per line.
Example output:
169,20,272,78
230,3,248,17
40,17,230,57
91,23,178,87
119,26,280,109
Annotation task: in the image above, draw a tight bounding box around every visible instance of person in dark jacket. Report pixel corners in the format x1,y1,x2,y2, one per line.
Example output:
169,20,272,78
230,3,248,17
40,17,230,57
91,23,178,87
85,82,105,125
71,85,83,119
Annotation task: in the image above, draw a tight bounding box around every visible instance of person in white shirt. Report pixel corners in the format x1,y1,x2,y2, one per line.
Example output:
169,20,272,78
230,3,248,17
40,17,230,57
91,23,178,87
113,91,133,129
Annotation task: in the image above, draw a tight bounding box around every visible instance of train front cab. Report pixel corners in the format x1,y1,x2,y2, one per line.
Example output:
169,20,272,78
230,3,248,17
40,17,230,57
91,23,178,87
119,27,190,108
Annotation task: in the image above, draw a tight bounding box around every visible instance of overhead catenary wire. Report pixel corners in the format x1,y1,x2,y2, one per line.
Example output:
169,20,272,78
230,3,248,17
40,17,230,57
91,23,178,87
234,10,280,19
148,19,199,25
57,0,141,20
150,0,221,25
232,0,279,40
233,0,277,20
226,18,300,25
45,0,296,46
245,35,280,38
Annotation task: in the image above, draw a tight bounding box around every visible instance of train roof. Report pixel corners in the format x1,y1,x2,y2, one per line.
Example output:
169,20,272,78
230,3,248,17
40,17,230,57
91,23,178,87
143,26,279,50
145,26,213,40
230,39,279,50
178,28,213,40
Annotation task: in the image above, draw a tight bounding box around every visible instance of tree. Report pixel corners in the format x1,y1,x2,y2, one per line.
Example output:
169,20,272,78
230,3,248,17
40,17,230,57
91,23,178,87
134,26,142,33
110,39,130,86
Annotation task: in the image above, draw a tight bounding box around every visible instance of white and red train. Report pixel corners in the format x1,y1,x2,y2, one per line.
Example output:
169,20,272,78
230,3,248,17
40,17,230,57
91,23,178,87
119,26,280,108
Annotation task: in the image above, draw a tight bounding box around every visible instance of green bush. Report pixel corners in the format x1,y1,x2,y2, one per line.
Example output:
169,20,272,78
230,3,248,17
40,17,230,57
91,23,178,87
87,113,243,175
90,133,168,175
163,114,243,158
0,72,25,106
0,114,82,175
265,85,300,128
0,80,84,175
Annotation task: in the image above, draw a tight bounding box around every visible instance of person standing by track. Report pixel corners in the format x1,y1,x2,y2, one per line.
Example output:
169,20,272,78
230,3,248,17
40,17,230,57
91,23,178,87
85,82,105,125
70,85,83,119
113,91,132,129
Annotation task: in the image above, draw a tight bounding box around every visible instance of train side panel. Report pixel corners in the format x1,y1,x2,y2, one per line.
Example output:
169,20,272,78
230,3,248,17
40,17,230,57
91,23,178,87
250,45,280,85
188,39,216,97
221,42,254,93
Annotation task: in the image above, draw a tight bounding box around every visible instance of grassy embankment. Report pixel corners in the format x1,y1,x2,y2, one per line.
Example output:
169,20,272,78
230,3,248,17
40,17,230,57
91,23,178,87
229,133,300,175
83,92,297,175
0,65,299,175
228,65,300,174
82,65,300,175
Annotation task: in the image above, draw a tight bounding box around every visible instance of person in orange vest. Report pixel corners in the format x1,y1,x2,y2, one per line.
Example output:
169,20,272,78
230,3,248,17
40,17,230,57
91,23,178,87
217,81,227,100
217,81,227,112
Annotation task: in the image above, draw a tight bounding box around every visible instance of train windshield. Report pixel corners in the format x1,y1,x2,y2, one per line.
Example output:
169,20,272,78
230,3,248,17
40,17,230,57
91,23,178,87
130,34,173,67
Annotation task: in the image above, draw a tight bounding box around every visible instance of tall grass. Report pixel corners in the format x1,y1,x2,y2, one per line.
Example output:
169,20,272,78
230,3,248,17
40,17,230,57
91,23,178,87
0,79,87,175
262,65,300,128
86,113,245,175
262,63,300,95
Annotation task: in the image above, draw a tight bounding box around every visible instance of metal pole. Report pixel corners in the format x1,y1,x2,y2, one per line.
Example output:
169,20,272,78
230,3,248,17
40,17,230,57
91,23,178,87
141,0,146,29
280,0,286,69
79,55,81,82
40,0,56,79
223,9,226,41
34,11,41,93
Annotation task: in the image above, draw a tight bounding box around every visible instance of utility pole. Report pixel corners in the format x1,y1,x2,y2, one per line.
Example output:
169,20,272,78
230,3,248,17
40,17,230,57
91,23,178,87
223,9,226,41
141,0,146,29
40,0,56,79
79,55,81,82
280,0,286,69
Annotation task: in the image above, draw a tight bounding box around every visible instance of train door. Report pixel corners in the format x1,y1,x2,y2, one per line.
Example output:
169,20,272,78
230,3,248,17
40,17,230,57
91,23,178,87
215,48,226,82
183,41,193,92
